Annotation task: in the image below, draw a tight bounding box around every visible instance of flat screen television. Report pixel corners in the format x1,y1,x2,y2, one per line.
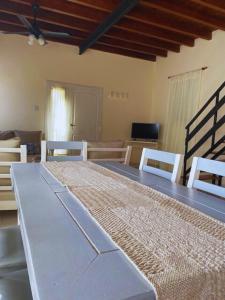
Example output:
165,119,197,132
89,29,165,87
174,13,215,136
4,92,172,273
131,123,159,140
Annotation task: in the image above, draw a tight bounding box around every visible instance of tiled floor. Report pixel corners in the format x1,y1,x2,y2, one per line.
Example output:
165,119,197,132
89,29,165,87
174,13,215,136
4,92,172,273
0,211,17,227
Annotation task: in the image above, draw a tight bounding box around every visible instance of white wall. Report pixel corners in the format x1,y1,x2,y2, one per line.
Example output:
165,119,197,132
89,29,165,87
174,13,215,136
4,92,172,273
2,30,225,143
0,35,154,140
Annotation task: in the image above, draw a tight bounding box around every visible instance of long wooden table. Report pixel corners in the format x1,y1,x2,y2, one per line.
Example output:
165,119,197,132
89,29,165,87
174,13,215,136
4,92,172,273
11,162,225,300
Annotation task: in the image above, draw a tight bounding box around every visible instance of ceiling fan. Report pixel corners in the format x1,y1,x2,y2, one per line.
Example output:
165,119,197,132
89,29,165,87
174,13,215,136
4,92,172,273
0,2,70,46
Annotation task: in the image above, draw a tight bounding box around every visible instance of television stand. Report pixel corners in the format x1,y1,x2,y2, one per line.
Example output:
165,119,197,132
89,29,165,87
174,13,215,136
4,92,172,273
125,140,159,168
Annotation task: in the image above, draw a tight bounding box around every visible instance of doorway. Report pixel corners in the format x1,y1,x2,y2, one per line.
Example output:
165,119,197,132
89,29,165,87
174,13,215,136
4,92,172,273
46,81,103,142
72,85,102,141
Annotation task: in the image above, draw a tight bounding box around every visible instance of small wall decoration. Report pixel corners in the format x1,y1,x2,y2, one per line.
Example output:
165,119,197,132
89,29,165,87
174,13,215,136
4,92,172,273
108,90,129,100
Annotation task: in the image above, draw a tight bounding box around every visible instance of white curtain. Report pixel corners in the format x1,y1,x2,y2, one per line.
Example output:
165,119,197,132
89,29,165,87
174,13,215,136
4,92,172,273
163,70,203,154
46,86,73,141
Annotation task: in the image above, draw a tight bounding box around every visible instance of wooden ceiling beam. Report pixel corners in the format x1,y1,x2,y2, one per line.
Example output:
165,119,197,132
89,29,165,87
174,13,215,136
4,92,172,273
91,44,156,61
9,0,107,21
79,0,139,54
45,35,157,62
98,36,167,57
108,28,180,52
1,0,221,59
0,12,167,57
141,0,225,30
0,22,156,61
8,0,194,46
69,0,212,39
124,6,212,39
0,12,88,38
191,0,225,13
0,0,95,31
0,1,180,52
0,20,157,61
67,0,116,11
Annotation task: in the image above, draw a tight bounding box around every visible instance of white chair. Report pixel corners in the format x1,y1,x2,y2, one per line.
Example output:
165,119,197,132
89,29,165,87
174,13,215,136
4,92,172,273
0,269,32,300
87,145,132,165
139,148,184,183
187,157,225,198
0,226,26,276
41,140,87,162
0,145,27,211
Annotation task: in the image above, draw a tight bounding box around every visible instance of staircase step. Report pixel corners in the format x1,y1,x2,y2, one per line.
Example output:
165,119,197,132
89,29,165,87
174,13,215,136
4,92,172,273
0,200,16,210
211,151,225,154
0,191,16,210
0,191,15,201
185,173,214,181
199,173,214,181
199,173,222,181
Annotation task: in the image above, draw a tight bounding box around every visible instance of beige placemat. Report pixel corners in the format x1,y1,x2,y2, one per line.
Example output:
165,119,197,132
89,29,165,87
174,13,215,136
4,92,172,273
43,161,225,300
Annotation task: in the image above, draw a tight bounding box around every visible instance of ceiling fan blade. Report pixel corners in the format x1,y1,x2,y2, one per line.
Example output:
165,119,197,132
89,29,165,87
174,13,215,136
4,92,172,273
17,15,33,30
0,31,29,35
43,31,70,38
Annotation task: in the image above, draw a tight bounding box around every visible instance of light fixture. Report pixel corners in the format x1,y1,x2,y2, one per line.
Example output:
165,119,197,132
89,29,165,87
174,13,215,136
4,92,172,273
38,35,45,46
27,34,46,46
27,34,35,46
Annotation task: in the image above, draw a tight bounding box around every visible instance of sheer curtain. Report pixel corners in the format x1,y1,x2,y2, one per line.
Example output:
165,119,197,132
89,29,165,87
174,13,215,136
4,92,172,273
163,70,203,154
46,85,73,141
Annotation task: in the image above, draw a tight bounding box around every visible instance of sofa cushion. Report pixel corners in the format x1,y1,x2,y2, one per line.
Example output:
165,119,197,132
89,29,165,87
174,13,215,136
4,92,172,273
87,141,125,159
0,131,15,140
0,138,21,186
14,130,42,154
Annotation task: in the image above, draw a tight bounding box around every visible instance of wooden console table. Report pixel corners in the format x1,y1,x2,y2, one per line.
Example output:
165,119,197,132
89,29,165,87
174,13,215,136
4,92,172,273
125,140,159,168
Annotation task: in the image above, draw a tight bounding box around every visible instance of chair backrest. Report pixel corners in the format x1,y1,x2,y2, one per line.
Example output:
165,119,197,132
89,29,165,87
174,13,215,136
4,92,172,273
87,145,132,165
187,157,225,198
0,145,27,191
41,140,87,162
139,148,184,183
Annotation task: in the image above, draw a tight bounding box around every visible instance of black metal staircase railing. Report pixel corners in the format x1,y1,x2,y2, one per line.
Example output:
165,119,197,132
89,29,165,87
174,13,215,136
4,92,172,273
183,81,225,185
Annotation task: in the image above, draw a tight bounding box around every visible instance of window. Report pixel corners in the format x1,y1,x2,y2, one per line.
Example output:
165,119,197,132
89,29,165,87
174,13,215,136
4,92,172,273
163,70,203,154
46,86,72,141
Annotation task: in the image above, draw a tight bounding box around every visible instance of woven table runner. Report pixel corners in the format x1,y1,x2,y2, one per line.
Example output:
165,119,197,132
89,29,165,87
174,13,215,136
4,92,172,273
43,161,225,300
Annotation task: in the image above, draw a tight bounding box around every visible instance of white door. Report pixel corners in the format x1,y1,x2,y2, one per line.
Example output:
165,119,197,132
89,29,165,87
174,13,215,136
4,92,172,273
72,86,102,141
